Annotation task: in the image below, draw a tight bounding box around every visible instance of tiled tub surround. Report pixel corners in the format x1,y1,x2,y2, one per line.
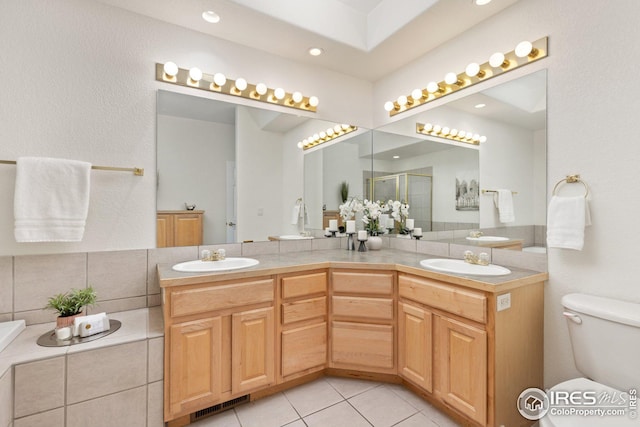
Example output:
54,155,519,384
0,225,545,326
0,307,163,427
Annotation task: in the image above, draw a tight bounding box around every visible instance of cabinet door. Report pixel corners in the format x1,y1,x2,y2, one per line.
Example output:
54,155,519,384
331,321,393,370
169,317,222,418
436,315,487,425
282,322,327,377
232,307,275,394
156,214,174,248
174,213,203,246
398,302,432,392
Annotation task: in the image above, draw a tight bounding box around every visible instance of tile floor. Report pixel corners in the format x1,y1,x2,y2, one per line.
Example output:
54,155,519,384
190,377,461,427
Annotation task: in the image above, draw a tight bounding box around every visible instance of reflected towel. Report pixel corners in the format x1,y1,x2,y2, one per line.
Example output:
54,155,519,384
291,204,300,225
493,189,515,223
14,157,91,242
547,195,591,250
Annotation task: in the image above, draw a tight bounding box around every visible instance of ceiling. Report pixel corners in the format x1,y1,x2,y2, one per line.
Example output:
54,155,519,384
94,0,520,81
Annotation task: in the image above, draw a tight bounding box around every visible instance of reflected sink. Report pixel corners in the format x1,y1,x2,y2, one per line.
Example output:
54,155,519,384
278,235,314,240
0,320,26,354
420,259,511,276
466,236,509,242
172,258,260,273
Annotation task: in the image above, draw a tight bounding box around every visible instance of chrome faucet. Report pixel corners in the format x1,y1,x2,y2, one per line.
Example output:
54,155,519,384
469,230,484,238
201,249,226,261
464,250,490,266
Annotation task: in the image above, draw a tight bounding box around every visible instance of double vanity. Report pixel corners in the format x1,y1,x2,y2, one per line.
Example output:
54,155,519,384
158,248,547,427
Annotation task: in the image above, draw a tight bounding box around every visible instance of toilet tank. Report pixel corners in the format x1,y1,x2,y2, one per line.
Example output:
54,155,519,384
562,293,640,392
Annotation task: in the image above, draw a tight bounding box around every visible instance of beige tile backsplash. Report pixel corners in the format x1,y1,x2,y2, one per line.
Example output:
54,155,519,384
1,227,546,325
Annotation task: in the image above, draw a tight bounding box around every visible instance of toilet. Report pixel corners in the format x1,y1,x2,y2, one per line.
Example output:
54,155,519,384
540,293,640,426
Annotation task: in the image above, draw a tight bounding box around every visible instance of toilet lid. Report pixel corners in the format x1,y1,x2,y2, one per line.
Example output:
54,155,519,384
541,378,639,426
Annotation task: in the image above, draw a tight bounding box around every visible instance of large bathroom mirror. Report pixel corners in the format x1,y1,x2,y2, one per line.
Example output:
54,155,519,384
375,69,547,247
156,90,369,246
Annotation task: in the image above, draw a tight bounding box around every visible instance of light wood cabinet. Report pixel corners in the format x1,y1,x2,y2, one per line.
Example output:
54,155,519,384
330,270,396,374
398,302,432,392
435,314,487,425
157,210,204,248
322,210,343,229
279,271,327,381
232,307,275,394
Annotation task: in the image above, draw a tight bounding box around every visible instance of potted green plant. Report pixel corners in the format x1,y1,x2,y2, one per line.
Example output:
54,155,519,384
45,286,97,328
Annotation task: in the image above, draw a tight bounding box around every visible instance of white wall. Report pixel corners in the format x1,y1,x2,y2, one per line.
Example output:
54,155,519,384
156,115,235,244
0,0,372,255
373,0,640,388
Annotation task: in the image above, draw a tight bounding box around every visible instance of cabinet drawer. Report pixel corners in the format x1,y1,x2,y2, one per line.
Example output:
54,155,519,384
399,274,486,323
282,322,327,377
331,321,394,369
171,278,274,318
332,296,393,321
331,271,393,295
282,272,327,299
282,296,327,325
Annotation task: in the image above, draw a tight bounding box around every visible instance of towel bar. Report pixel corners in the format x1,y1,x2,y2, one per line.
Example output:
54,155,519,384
481,189,518,195
553,174,589,197
0,160,144,176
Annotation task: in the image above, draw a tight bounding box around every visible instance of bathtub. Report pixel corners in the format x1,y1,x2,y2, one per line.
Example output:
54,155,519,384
0,320,26,354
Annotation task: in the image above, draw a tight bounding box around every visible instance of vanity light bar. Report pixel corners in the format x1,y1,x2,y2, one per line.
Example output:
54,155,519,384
155,63,319,113
385,37,548,117
298,124,358,150
416,122,486,145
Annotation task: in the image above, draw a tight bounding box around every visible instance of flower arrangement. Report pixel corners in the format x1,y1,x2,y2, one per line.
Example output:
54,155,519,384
388,200,410,234
361,199,386,235
338,197,362,222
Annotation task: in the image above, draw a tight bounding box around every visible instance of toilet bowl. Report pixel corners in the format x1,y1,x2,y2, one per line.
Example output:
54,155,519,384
539,294,640,426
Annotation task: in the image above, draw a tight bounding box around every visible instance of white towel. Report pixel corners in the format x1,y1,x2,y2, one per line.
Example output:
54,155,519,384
291,204,300,225
493,189,515,223
14,157,91,242
546,195,591,250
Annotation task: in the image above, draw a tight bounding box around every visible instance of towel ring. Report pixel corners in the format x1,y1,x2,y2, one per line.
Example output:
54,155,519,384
553,174,589,198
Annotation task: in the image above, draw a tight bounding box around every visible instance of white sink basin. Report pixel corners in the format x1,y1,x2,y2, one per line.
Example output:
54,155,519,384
466,236,509,242
420,259,511,276
172,258,260,273
278,235,314,240
0,320,26,354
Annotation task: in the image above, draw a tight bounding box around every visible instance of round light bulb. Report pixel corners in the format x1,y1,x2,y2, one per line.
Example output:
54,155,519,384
450,129,458,137
397,95,408,106
411,89,423,100
292,91,303,103
479,135,487,143
188,67,202,82
234,78,247,91
313,133,320,141
466,132,474,140
433,125,442,134
213,72,226,87
426,81,440,94
384,101,395,112
274,87,285,100
441,127,450,136
341,124,349,130
326,128,334,136
334,125,341,133
308,47,323,56
297,141,303,149
473,133,480,141
423,123,433,132
465,62,480,77
444,72,458,85
163,62,178,77
458,130,466,138
308,96,319,107
319,131,327,139
255,83,267,95
489,52,507,68
202,10,220,23
515,40,534,58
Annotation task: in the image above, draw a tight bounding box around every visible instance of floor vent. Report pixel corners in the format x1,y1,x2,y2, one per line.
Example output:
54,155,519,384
191,395,250,422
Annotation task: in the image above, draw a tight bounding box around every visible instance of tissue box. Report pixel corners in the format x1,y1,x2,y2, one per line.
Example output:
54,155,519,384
74,312,110,338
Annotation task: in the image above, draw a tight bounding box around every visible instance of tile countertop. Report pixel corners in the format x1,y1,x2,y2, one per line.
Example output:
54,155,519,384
157,248,549,293
0,307,163,378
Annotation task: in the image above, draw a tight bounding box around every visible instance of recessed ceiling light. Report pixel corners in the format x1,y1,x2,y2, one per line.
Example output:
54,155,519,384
474,103,486,109
308,47,324,56
393,155,400,159
474,0,492,5
202,10,220,23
